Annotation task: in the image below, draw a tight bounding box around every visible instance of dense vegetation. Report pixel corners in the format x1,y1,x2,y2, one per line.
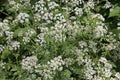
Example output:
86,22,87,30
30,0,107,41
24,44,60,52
0,0,120,80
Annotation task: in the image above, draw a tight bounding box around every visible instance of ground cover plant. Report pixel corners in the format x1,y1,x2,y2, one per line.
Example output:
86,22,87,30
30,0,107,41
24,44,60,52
0,0,120,80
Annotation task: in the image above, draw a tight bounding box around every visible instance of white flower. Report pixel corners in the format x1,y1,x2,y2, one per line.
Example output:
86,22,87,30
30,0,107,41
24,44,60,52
48,56,65,71
0,61,6,69
35,33,46,46
26,29,36,37
92,14,105,21
9,41,20,50
87,0,95,9
105,63,112,69
79,41,87,48
117,22,120,26
104,68,112,77
33,0,47,15
0,45,4,53
117,27,120,30
0,22,9,32
74,7,83,16
99,57,108,63
64,58,73,67
9,0,16,5
5,31,14,40
105,43,116,51
94,26,107,38
115,72,120,79
103,1,112,9
110,77,117,80
15,13,29,23
22,56,38,72
23,37,30,44
71,0,84,5
48,1,58,10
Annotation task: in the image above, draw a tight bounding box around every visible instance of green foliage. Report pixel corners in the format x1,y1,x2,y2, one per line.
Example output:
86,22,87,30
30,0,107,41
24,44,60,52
0,0,120,80
109,6,120,17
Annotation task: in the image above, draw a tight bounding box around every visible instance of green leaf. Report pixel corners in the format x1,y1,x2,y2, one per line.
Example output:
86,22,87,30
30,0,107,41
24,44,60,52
60,69,71,80
109,6,120,17
1,49,11,59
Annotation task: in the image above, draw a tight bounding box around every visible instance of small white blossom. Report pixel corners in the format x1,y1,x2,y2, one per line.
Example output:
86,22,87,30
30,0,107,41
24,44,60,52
79,41,87,49
92,14,105,21
9,41,20,50
14,13,29,24
9,0,16,5
48,56,65,71
26,29,36,37
0,61,6,69
99,57,108,63
0,22,9,32
104,68,112,77
5,31,14,40
115,72,120,79
23,37,30,44
94,26,107,38
48,1,59,10
74,7,83,16
117,27,120,30
87,0,95,9
103,1,112,9
64,58,73,67
22,56,38,73
117,22,120,26
0,45,4,53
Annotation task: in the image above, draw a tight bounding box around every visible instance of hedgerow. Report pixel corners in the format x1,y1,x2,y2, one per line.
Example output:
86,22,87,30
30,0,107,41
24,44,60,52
0,0,120,80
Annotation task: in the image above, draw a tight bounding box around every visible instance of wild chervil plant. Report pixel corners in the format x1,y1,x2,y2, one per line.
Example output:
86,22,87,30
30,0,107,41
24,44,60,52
0,0,120,80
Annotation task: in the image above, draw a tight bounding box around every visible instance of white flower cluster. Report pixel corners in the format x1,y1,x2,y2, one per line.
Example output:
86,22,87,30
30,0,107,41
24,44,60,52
0,61,6,69
48,1,59,10
0,20,9,37
79,41,88,52
92,14,105,21
22,56,38,73
98,57,113,78
54,13,66,23
1,0,120,80
42,12,53,23
33,0,47,21
71,0,84,5
48,56,65,71
35,33,46,46
8,0,22,11
8,41,20,50
23,29,36,44
77,53,120,80
64,58,74,67
14,13,29,24
94,25,107,38
20,0,30,6
49,22,66,42
74,7,83,16
115,72,120,79
88,41,97,53
5,31,14,41
35,56,65,79
103,1,112,9
87,0,95,9
117,22,120,26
